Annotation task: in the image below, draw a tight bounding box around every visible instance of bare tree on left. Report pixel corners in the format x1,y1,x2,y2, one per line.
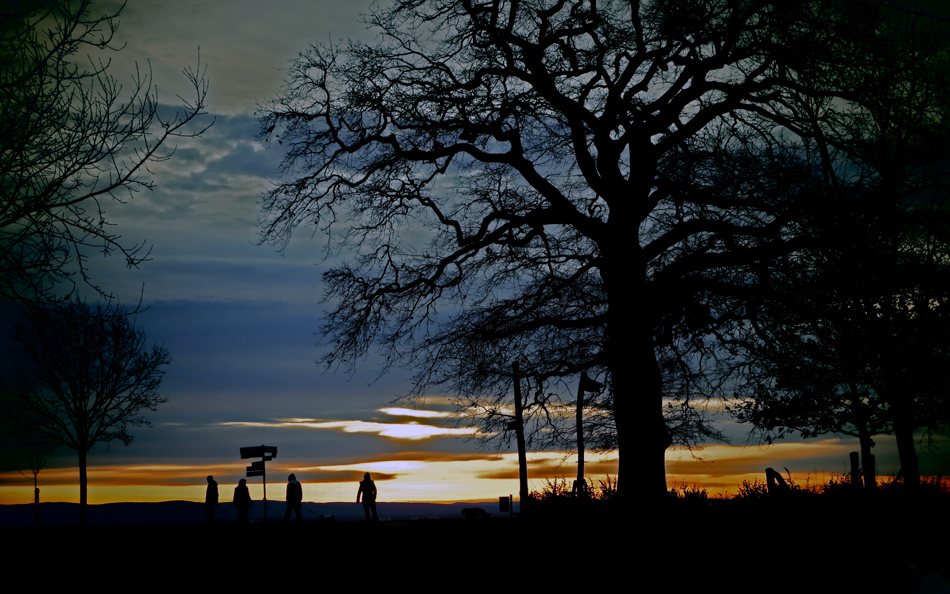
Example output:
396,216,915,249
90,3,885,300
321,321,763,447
7,300,170,525
0,0,211,304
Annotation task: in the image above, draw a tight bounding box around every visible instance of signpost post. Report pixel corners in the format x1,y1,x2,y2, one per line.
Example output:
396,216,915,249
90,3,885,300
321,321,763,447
240,445,277,523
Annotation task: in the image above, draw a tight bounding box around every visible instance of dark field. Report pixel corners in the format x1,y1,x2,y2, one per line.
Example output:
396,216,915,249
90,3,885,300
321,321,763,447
2,496,947,591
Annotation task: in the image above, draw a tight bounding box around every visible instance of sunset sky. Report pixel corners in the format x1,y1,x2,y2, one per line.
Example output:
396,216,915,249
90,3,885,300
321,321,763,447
1,0,947,507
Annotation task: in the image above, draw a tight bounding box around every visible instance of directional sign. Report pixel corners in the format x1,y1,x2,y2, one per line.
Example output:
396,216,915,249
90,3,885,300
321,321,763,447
245,460,267,477
240,445,278,460
239,446,276,523
240,446,263,459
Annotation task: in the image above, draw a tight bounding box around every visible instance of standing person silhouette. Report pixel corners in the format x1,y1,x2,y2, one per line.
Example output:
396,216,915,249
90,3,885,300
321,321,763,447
233,478,253,524
204,475,218,524
357,472,378,522
284,473,303,522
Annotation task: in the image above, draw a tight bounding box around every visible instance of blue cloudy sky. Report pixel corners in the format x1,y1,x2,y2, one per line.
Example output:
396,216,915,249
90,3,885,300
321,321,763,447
2,0,946,505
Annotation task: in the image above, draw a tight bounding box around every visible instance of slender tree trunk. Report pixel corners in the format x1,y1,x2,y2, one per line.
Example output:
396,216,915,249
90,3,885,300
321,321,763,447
883,379,920,490
894,414,920,491
881,337,921,491
78,448,88,526
576,373,586,491
513,361,529,505
879,182,920,491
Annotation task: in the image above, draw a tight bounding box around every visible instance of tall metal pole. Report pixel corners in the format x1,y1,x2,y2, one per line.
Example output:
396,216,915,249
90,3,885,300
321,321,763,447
261,445,268,523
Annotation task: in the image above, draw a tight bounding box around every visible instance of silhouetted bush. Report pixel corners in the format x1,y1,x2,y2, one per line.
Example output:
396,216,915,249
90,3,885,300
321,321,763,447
674,484,710,502
594,476,618,503
733,479,771,500
525,476,622,518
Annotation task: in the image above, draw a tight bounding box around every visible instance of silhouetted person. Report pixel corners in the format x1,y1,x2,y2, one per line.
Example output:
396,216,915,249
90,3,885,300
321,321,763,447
357,472,378,522
233,478,253,524
284,473,303,522
205,475,218,524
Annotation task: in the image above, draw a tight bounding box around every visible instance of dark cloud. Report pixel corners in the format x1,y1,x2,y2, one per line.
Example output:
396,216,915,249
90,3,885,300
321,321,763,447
105,0,379,115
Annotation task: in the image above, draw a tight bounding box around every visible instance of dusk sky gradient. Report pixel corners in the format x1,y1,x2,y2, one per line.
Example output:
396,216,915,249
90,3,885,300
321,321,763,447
1,0,947,506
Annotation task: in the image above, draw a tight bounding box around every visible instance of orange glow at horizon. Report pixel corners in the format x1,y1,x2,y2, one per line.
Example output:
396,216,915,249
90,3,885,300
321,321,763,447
0,437,923,506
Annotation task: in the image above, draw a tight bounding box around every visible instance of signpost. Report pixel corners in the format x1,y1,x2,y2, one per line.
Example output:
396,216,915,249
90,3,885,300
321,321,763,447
241,445,277,522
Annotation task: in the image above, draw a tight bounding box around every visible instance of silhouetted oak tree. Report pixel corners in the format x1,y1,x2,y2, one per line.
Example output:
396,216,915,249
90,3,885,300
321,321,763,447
7,301,170,525
258,0,909,502
0,0,211,303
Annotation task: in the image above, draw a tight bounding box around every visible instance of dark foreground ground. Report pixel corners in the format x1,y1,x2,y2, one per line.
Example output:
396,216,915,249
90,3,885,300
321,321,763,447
2,495,947,592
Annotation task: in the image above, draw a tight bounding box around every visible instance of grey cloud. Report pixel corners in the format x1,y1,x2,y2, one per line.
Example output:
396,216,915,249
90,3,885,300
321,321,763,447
106,0,379,115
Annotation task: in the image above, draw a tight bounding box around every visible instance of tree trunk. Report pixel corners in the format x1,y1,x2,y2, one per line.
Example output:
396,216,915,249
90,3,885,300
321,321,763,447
604,251,670,507
882,340,920,491
78,448,88,526
894,416,920,491
879,182,920,492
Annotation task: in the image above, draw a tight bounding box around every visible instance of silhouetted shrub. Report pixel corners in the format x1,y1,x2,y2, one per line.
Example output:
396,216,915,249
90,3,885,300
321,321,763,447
594,476,618,502
534,476,572,501
733,479,771,500
681,484,710,502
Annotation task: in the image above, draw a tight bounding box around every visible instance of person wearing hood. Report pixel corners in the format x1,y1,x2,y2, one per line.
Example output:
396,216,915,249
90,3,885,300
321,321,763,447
233,478,253,524
204,475,218,524
284,473,303,522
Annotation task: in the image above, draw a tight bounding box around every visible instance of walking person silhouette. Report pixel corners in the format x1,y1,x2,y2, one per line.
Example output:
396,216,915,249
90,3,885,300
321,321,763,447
284,473,303,522
356,472,378,522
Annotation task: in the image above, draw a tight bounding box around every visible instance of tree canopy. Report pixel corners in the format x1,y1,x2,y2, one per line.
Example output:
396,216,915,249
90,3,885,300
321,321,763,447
259,0,948,500
0,0,211,303
727,0,950,489
5,300,170,524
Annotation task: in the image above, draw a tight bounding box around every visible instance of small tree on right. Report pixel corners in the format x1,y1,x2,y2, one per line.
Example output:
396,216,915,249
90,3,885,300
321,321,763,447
731,2,950,491
731,220,895,490
734,188,950,491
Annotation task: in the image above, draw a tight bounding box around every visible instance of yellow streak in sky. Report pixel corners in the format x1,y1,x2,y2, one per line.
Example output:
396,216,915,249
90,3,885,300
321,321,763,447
378,407,453,418
219,419,481,440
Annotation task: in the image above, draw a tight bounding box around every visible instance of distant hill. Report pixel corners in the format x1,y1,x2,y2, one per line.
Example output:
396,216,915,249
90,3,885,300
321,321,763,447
0,500,515,527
